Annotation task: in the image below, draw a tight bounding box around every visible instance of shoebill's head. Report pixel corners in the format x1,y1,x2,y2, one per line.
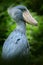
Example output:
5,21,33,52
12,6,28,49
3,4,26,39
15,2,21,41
7,5,38,25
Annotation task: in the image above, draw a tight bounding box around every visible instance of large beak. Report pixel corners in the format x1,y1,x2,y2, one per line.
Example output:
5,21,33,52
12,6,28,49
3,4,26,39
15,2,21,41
23,10,38,25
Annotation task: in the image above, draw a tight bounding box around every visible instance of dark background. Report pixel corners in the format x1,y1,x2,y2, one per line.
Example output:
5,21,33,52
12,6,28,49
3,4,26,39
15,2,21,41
0,0,43,65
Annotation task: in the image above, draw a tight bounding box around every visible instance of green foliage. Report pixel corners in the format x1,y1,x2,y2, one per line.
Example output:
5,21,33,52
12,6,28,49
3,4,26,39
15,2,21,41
0,11,16,44
0,0,43,15
0,0,43,65
26,13,43,64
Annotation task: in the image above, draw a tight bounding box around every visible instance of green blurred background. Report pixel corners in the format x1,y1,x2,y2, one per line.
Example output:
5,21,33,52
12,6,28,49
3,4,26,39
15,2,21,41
0,0,43,65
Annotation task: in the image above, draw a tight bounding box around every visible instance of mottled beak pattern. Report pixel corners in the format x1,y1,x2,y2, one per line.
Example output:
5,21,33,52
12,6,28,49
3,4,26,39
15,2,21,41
23,10,38,25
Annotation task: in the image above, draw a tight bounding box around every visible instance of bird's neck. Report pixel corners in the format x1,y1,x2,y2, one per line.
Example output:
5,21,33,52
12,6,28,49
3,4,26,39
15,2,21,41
16,20,26,34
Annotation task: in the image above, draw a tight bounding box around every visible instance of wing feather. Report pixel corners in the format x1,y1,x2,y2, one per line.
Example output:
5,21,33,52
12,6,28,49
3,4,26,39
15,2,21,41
2,31,29,59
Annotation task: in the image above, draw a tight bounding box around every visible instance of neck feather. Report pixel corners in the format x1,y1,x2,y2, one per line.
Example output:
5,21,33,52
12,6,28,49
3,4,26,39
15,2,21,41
16,20,26,34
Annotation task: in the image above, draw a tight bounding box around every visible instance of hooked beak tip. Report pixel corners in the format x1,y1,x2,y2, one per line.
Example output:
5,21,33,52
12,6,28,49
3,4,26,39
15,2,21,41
35,22,38,26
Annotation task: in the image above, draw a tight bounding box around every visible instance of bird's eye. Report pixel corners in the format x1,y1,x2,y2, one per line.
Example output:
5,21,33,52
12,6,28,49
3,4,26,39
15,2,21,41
23,9,26,11
19,8,26,12
22,9,26,12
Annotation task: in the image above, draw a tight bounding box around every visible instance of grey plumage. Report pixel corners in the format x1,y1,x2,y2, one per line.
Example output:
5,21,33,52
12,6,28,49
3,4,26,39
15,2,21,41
1,5,38,65
2,6,30,64
2,29,29,59
2,5,38,65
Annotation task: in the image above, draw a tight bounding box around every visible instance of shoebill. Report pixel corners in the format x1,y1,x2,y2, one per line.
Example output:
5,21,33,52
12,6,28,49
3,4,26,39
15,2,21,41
2,5,38,65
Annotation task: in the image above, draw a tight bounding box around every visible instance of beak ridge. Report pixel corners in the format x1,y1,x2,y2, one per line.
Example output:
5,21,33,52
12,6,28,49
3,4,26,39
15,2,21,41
23,10,38,26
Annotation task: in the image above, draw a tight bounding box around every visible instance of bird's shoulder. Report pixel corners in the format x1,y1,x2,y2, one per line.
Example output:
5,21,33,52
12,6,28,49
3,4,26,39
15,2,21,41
2,30,28,51
4,30,27,44
2,30,29,59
